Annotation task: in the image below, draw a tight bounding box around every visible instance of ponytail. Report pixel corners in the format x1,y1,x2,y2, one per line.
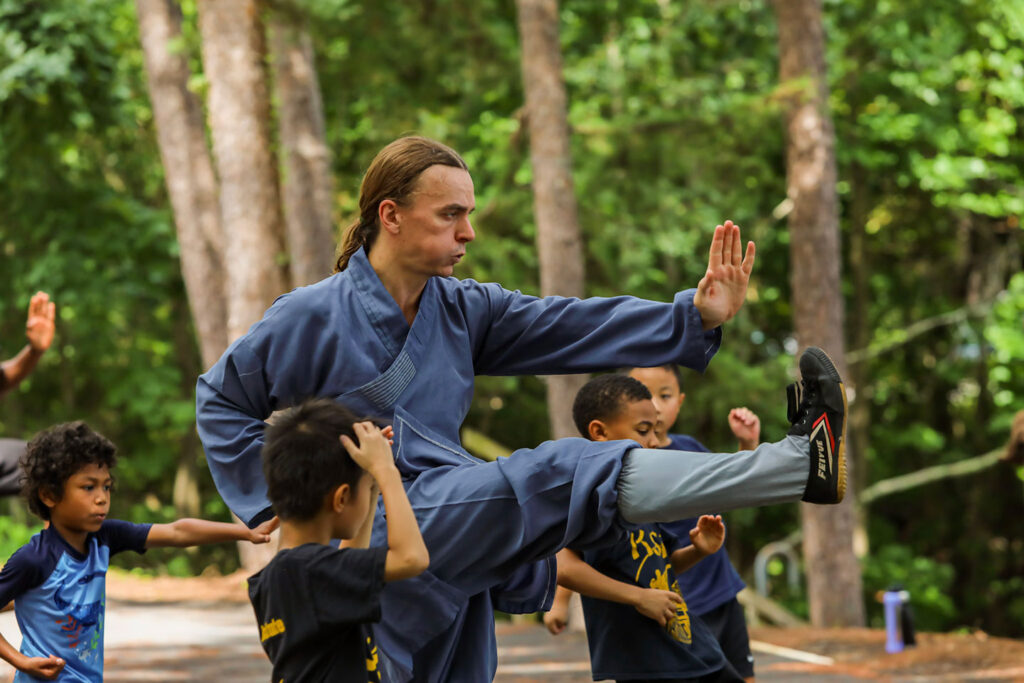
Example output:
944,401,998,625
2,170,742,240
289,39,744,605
335,218,378,273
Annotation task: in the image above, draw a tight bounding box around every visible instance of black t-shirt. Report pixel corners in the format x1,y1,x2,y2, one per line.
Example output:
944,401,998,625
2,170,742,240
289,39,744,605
248,543,387,683
580,523,726,680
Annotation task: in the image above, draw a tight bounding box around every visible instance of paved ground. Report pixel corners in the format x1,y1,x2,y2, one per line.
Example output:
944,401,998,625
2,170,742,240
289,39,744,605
0,601,879,682
2,602,1020,681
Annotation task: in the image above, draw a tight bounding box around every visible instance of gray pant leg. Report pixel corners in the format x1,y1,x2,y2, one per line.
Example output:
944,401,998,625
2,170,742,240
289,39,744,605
617,435,809,523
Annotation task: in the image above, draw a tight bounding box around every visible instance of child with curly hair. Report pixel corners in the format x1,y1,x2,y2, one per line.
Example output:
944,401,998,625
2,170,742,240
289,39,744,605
0,421,277,682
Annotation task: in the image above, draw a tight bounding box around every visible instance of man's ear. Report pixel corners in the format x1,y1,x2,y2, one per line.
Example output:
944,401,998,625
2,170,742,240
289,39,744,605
587,419,610,442
331,483,352,513
378,199,401,236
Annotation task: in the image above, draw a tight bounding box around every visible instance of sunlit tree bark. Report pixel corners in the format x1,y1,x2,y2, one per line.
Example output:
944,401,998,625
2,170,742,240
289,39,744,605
515,0,588,445
772,0,865,627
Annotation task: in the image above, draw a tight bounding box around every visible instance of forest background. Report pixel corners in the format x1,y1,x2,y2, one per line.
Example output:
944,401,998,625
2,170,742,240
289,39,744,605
1,0,1022,638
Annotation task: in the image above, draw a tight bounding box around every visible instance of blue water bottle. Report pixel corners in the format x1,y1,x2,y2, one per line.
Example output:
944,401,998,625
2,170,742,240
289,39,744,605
883,586,906,653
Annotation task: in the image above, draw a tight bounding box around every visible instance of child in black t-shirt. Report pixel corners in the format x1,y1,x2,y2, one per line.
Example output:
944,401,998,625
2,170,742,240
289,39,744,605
545,374,743,683
247,399,429,682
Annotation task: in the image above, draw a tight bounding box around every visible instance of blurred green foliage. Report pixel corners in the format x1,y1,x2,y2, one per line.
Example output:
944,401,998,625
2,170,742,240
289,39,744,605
0,0,1021,634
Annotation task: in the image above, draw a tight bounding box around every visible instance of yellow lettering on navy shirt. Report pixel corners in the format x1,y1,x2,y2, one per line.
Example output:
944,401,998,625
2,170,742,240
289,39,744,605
367,636,381,681
629,528,693,644
260,618,286,642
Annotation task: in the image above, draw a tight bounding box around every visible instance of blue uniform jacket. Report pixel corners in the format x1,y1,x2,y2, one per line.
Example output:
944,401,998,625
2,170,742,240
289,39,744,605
196,247,721,681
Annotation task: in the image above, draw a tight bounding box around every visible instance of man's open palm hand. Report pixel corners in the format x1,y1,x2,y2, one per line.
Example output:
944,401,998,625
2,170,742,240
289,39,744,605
693,221,755,330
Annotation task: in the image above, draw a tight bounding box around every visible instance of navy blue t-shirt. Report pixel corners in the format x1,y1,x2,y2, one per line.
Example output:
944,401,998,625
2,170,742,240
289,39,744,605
660,433,746,616
0,520,151,682
580,523,725,680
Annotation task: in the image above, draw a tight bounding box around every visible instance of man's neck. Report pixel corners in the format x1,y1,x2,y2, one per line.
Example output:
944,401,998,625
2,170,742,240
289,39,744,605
368,246,428,326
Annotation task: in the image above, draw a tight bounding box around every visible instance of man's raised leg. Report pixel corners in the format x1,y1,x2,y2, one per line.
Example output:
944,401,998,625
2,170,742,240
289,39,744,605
618,346,848,522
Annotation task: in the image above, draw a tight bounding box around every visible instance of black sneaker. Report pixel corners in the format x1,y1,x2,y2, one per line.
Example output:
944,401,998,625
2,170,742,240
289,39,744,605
787,346,847,504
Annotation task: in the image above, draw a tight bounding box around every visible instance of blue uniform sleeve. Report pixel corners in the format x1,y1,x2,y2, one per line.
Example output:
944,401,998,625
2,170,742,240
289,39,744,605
0,544,45,605
96,519,152,556
461,283,721,376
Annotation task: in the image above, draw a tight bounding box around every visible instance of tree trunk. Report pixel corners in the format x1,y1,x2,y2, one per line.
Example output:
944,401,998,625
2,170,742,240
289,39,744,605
136,0,228,371
847,163,871,558
515,0,588,444
772,0,865,627
197,0,289,345
269,12,336,287
197,0,287,569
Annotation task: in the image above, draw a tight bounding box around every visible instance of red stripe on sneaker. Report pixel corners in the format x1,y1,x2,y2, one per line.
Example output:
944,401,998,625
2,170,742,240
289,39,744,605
813,413,836,451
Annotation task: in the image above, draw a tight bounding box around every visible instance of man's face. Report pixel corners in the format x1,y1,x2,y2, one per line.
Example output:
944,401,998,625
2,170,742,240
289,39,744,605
49,463,112,534
600,399,661,448
392,164,476,278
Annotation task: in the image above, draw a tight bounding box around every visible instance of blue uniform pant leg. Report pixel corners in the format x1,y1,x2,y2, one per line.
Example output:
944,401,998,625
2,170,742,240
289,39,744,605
405,436,629,598
618,435,809,523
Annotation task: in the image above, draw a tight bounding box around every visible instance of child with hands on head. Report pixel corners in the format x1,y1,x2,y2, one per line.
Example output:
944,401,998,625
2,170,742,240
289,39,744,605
247,398,428,683
0,421,277,682
544,374,742,683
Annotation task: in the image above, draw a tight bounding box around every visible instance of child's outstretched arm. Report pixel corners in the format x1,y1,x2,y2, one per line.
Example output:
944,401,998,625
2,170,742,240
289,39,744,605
146,516,279,548
670,515,725,574
341,422,429,582
0,630,63,680
555,548,682,628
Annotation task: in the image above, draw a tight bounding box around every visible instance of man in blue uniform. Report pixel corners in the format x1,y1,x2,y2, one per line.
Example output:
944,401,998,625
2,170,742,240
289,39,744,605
196,136,847,681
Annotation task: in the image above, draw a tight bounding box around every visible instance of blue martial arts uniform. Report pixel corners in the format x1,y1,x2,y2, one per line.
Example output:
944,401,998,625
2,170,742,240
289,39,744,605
196,247,721,682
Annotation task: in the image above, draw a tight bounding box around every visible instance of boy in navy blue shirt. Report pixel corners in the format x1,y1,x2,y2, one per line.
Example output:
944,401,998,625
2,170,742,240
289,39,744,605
0,421,278,682
629,364,757,682
546,374,743,683
247,398,429,682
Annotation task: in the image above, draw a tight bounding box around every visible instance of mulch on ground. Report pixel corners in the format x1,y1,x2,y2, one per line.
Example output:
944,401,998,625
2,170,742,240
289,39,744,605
753,626,1024,680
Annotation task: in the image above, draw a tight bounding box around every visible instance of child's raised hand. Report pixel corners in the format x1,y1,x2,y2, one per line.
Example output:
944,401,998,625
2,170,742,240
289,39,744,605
25,291,56,352
381,425,395,445
249,516,280,544
20,655,65,680
340,422,396,477
689,515,725,556
728,407,761,446
634,588,683,627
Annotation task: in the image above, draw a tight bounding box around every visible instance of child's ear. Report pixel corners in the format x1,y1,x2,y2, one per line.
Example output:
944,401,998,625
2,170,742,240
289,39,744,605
330,483,352,513
587,419,609,442
678,392,686,404
38,487,59,510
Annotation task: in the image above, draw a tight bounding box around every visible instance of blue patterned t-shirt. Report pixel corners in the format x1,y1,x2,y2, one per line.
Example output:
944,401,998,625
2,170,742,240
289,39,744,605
0,520,151,682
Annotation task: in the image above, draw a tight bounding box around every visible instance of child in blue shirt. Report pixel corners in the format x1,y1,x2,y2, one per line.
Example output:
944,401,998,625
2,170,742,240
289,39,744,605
0,421,277,682
546,374,743,682
629,364,758,682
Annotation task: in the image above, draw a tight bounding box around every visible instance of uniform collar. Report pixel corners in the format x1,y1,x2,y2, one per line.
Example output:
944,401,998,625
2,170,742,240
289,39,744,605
347,247,438,359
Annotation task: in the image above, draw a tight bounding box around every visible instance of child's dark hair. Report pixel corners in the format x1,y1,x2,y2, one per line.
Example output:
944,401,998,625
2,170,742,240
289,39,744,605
262,398,369,521
572,375,653,438
21,421,117,521
623,363,684,390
